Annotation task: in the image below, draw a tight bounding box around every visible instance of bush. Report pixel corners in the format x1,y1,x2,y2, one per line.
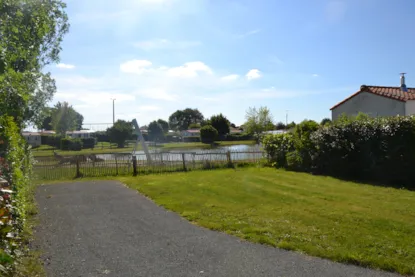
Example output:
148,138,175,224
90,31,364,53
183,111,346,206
92,131,109,142
263,115,415,189
200,125,218,144
0,116,33,275
41,135,62,148
60,138,83,151
224,133,253,141
81,138,96,149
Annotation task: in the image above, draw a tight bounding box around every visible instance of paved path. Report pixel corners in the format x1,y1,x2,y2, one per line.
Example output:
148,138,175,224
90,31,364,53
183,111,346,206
34,181,400,277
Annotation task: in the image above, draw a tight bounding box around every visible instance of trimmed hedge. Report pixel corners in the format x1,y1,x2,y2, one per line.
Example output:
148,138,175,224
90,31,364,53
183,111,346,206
262,116,415,189
60,138,83,151
200,125,218,144
224,133,253,141
81,138,96,149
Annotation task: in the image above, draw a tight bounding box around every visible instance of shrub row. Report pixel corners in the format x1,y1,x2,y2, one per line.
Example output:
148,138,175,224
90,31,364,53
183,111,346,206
262,115,415,189
0,116,33,275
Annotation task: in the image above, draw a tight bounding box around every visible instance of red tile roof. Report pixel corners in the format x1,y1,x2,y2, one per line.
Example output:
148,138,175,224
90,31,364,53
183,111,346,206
330,85,415,110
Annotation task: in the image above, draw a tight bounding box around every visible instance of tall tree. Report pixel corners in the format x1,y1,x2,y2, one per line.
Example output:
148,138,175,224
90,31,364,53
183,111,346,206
210,113,230,137
107,120,132,148
157,119,169,133
148,121,165,142
168,108,204,131
275,122,286,130
75,112,84,130
51,102,77,136
244,107,274,139
0,0,69,128
320,118,332,126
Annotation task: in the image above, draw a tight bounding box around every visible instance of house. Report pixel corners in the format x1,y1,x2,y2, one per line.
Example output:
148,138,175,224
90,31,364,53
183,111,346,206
22,132,41,147
181,129,200,142
263,130,288,135
66,130,94,139
230,128,243,134
331,74,415,120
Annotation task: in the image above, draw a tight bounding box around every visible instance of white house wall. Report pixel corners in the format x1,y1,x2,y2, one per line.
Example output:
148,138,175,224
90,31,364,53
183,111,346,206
405,100,415,116
331,91,406,120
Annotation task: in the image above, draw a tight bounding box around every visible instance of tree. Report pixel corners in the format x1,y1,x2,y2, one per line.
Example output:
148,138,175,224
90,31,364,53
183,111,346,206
148,121,165,142
210,113,230,138
157,119,169,133
244,107,274,139
188,123,201,129
39,107,54,130
51,102,78,137
275,122,286,130
200,125,218,144
230,123,237,128
286,121,296,129
0,0,69,128
320,118,332,126
107,120,132,148
75,112,84,130
168,108,204,131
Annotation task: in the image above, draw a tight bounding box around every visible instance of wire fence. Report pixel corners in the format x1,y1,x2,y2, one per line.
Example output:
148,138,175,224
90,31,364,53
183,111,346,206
33,150,266,180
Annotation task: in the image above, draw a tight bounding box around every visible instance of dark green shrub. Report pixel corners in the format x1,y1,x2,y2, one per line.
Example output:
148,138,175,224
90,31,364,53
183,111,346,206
60,138,71,150
60,138,83,151
200,125,218,144
224,133,253,141
286,151,303,171
81,138,96,149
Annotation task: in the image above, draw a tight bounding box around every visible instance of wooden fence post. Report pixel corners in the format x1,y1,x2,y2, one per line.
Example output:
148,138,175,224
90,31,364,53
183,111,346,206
132,156,137,176
115,155,119,175
182,153,187,171
76,159,81,178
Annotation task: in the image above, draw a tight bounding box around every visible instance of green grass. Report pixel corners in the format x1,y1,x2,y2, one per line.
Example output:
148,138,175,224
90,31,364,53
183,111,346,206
114,168,415,275
32,140,256,157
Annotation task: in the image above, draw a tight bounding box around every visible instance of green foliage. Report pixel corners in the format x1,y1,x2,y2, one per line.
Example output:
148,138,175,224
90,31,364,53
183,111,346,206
200,125,218,144
320,118,332,126
148,121,165,142
81,138,96,149
51,102,79,136
92,131,109,142
263,115,415,189
209,113,230,137
168,108,204,131
107,120,133,148
60,138,82,151
244,106,274,140
156,119,169,133
262,133,294,167
0,0,69,127
286,121,296,129
275,122,286,130
0,116,33,275
188,123,201,129
224,133,253,141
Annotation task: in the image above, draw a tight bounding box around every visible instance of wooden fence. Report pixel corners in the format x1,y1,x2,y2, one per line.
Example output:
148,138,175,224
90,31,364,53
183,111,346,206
33,150,266,180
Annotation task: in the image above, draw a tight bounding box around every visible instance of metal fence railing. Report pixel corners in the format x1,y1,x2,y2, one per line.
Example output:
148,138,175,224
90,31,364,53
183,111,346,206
33,150,265,180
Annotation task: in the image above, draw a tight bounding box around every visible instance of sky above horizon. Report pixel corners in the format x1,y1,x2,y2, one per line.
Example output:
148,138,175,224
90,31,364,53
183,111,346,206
47,0,415,129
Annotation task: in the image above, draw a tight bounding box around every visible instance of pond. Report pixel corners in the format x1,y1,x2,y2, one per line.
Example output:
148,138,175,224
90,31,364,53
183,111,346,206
97,144,264,163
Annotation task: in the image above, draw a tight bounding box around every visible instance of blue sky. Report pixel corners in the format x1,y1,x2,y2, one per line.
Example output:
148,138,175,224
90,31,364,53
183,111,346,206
47,0,415,128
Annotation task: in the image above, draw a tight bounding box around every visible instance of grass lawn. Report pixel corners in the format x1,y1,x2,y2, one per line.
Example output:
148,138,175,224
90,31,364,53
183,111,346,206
32,140,256,157
116,168,415,275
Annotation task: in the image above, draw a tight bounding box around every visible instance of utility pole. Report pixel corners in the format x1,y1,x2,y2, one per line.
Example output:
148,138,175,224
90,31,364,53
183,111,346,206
111,98,116,124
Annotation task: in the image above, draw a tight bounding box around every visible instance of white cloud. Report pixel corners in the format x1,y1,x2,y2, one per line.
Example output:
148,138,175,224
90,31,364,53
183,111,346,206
120,60,153,74
134,88,178,101
235,29,261,39
56,63,75,69
221,74,239,81
312,74,319,77
246,69,261,80
167,61,212,78
134,39,201,50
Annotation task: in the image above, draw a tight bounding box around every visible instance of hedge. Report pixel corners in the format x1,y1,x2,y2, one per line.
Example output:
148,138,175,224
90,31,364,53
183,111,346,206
0,116,33,275
60,138,83,151
262,116,415,189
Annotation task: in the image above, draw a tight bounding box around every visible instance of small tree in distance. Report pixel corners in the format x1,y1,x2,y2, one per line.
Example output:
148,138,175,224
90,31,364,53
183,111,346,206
148,121,165,142
200,125,218,144
244,106,274,141
210,113,230,139
107,120,133,148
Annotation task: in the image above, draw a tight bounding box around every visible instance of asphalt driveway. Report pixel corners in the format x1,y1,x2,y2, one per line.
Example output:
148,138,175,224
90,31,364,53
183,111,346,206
34,181,400,277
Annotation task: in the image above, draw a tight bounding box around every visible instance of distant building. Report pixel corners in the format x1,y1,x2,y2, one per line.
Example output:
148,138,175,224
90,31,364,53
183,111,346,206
22,132,41,147
230,128,243,134
331,74,415,120
181,129,200,142
66,130,94,139
263,130,288,135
